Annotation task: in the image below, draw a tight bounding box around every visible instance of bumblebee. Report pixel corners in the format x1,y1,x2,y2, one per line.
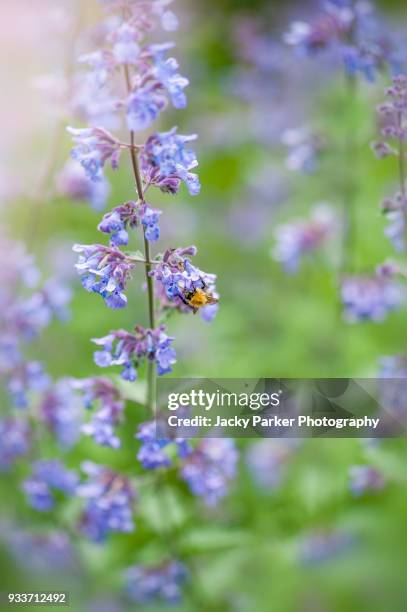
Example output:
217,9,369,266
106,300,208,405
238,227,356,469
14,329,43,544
179,283,219,313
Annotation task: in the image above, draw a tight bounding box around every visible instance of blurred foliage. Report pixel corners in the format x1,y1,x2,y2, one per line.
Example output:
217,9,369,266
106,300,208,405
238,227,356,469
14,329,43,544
2,0,407,610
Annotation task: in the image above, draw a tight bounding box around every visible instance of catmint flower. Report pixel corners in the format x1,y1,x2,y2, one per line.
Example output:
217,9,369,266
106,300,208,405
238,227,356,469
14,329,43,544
40,380,82,448
246,439,299,490
181,439,238,507
135,420,190,469
3,528,77,574
152,246,218,319
7,361,50,408
299,529,354,565
67,127,121,181
141,206,161,241
152,53,189,109
56,160,110,211
125,561,187,605
285,1,403,81
110,23,140,64
281,126,325,173
23,460,78,512
340,264,405,322
0,418,30,471
73,243,136,309
349,465,385,496
73,377,124,449
272,205,338,273
98,200,161,245
378,354,407,423
92,325,176,380
78,461,135,542
141,128,200,195
126,86,168,132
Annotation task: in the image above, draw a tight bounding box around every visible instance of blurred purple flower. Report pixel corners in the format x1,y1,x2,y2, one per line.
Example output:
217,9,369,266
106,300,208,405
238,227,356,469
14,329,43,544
125,560,187,605
349,465,385,496
78,461,135,542
23,460,78,512
0,419,30,471
181,438,238,506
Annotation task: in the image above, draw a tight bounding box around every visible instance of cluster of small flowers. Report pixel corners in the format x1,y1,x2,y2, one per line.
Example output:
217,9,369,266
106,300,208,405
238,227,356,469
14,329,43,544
284,0,403,81
152,246,219,321
73,377,125,448
340,262,405,322
378,354,407,422
93,325,177,380
125,560,187,605
23,460,78,512
348,465,385,496
281,126,325,174
372,75,407,251
298,529,354,565
77,461,136,542
136,421,238,506
1,525,77,574
0,235,73,473
272,205,338,273
136,420,191,469
39,379,83,449
246,439,300,490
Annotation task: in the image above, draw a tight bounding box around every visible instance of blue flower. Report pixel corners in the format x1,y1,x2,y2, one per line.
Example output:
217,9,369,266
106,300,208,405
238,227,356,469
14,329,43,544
141,128,200,195
74,377,124,449
92,326,177,380
126,87,167,132
0,419,30,471
23,460,78,512
78,462,135,542
349,465,385,496
125,561,187,605
67,127,121,181
141,206,161,242
181,439,238,506
73,244,136,309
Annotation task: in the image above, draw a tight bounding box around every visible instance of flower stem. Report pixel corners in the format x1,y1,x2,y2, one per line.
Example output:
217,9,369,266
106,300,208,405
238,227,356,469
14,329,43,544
124,64,156,414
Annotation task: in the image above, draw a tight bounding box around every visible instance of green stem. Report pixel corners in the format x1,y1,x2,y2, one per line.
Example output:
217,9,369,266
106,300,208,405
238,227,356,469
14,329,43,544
124,64,156,414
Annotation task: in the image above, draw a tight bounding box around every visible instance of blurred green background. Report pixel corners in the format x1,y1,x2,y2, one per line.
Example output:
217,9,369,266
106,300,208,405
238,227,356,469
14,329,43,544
1,0,407,610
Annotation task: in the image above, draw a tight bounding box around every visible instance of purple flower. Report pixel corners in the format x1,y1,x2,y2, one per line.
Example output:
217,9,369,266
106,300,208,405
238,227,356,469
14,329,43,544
92,325,177,380
56,160,110,211
78,462,135,542
349,465,385,496
246,439,299,490
153,54,189,109
0,419,30,471
281,127,325,174
299,529,354,565
181,439,238,506
141,205,161,242
67,127,121,181
4,528,76,574
126,86,167,132
40,380,82,448
73,243,136,309
23,460,78,512
110,23,140,64
6,361,50,408
272,205,338,273
135,420,190,469
73,377,124,449
125,561,187,605
141,128,200,196
340,264,404,322
152,246,218,318
284,1,402,82
98,201,161,245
